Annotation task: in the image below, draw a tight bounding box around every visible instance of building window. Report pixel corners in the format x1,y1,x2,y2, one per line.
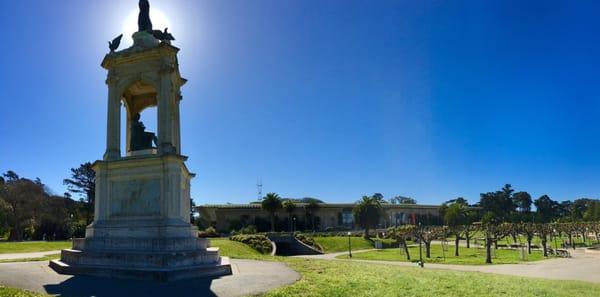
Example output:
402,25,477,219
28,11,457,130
342,211,353,225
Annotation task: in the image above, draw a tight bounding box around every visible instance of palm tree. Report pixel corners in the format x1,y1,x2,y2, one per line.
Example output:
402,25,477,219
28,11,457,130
353,195,383,239
283,200,296,232
261,193,282,232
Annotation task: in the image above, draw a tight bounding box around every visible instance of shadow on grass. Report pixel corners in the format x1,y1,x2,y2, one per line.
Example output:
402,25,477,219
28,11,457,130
44,275,218,297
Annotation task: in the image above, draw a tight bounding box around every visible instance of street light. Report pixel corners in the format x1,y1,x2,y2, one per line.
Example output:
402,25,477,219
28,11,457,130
418,223,424,267
348,231,352,258
292,217,296,233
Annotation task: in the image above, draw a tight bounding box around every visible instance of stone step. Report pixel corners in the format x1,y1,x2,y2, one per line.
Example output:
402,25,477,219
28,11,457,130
49,257,232,282
60,248,221,269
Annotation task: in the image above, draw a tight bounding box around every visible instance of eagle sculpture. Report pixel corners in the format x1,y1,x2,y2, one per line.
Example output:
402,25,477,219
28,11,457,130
108,34,123,53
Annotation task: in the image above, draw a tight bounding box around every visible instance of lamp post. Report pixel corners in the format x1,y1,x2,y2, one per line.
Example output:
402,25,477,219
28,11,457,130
348,231,352,258
418,223,424,267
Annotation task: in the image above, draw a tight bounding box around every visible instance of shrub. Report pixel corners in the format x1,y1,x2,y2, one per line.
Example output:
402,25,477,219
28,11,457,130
295,234,323,252
198,226,219,238
231,225,257,235
230,234,273,254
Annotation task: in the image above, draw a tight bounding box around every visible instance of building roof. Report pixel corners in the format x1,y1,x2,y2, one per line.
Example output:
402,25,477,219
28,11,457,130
196,203,441,209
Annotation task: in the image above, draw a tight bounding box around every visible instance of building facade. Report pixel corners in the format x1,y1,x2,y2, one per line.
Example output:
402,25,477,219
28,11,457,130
196,203,442,232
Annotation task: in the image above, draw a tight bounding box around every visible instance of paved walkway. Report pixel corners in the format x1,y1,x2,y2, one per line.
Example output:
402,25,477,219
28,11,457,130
0,250,62,260
299,248,600,284
0,259,300,297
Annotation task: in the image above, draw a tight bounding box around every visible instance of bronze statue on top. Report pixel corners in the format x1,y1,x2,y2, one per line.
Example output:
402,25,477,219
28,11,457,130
138,0,153,32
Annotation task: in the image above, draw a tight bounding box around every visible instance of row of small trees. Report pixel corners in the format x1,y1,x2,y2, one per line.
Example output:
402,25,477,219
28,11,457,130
385,221,600,264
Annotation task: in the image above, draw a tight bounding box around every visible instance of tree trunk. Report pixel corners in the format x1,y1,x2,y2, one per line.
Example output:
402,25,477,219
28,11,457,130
465,231,470,248
527,237,532,254
512,233,517,243
401,239,411,260
425,242,431,258
485,237,492,264
8,227,23,242
494,239,498,250
454,234,460,257
364,226,369,239
542,237,548,257
270,213,275,232
568,233,574,249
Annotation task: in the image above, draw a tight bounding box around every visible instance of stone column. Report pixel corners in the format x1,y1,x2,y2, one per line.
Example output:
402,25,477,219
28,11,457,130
157,65,175,154
103,80,121,160
173,96,181,155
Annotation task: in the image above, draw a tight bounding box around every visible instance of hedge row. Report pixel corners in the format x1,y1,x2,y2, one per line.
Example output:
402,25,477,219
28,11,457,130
230,234,273,254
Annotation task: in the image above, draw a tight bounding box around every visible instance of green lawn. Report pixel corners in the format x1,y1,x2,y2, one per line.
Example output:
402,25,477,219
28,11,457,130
313,237,375,252
0,286,46,297
0,253,60,264
0,241,71,254
263,259,600,297
336,244,549,265
209,238,272,260
0,237,598,297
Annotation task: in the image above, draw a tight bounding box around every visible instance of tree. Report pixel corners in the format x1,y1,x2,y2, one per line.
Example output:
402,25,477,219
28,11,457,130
304,201,320,231
386,225,415,260
534,195,559,223
261,193,282,232
413,225,445,258
390,196,417,205
63,162,95,204
583,201,600,221
480,213,511,264
479,184,516,223
282,200,296,232
513,192,532,213
1,174,45,241
63,162,96,223
444,203,467,256
536,223,552,257
0,197,11,237
518,223,537,254
353,195,382,239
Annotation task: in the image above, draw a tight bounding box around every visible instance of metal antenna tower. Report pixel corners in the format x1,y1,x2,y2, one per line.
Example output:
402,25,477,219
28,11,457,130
257,178,263,200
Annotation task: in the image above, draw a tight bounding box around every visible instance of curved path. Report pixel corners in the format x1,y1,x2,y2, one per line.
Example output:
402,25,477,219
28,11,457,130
0,250,61,261
0,259,300,297
299,248,600,284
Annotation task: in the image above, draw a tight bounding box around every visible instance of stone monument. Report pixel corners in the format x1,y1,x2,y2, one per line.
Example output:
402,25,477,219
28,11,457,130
49,1,232,281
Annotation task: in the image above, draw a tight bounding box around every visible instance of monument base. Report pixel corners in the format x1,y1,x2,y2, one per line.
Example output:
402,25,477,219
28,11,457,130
49,237,232,281
49,256,231,282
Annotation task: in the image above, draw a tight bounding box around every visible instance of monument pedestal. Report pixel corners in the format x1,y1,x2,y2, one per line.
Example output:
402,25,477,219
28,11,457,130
50,155,231,281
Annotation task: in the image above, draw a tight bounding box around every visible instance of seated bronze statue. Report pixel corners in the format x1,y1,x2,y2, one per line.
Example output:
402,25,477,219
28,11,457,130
130,113,157,151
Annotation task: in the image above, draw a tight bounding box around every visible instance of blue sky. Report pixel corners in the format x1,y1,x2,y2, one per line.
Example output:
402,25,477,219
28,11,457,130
1,0,600,205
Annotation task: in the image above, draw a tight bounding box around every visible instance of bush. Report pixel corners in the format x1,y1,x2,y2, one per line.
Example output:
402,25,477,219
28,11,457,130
295,234,323,252
230,234,273,254
198,226,219,238
231,225,257,235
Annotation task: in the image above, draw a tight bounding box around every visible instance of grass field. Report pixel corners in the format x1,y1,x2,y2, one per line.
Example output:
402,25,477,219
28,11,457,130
1,237,599,297
0,286,46,297
313,237,376,252
0,241,71,254
209,238,272,260
262,259,600,297
336,245,549,265
0,253,60,264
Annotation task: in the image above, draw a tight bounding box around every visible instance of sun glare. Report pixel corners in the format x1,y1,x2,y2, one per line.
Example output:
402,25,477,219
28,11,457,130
122,8,171,45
